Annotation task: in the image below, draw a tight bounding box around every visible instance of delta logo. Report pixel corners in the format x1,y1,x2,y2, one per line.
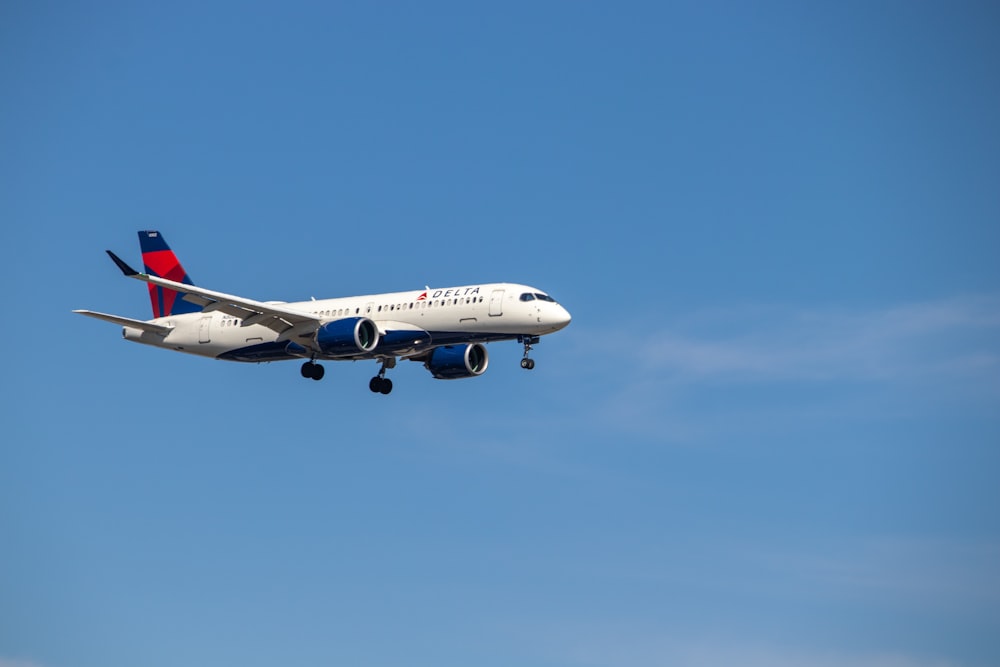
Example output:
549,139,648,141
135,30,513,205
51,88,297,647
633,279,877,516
417,287,482,301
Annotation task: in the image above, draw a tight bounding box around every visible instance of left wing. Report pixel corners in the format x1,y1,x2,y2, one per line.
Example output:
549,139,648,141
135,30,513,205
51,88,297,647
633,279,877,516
106,250,321,337
73,309,173,334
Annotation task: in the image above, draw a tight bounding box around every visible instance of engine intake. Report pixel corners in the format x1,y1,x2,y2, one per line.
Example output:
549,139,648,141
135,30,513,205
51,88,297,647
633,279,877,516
424,343,489,379
315,317,379,356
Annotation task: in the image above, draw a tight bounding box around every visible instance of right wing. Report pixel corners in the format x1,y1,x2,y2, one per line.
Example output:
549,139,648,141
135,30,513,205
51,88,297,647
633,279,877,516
105,250,321,337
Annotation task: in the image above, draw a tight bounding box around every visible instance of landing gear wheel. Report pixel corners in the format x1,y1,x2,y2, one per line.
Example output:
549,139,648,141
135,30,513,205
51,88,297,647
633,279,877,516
520,358,535,370
301,361,325,380
369,358,396,395
369,376,393,394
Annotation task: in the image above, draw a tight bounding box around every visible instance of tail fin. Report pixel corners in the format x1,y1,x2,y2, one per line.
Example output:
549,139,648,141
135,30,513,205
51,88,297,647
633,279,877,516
138,230,201,318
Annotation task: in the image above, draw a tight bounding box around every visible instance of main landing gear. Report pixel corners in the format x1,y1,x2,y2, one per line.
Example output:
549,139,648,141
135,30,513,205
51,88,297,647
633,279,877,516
301,360,325,380
369,358,395,395
519,335,539,370
300,357,395,394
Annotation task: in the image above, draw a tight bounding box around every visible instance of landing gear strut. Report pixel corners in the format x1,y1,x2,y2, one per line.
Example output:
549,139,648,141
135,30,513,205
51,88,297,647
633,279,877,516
301,360,325,381
369,358,396,394
518,335,539,370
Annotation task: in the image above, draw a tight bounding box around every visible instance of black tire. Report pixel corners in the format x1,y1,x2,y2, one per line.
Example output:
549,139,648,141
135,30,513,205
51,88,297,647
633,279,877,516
312,364,325,381
369,377,382,393
301,362,314,378
380,378,393,395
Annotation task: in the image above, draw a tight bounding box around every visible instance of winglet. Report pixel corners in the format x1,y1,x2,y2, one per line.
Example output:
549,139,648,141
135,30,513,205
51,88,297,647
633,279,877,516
106,250,139,276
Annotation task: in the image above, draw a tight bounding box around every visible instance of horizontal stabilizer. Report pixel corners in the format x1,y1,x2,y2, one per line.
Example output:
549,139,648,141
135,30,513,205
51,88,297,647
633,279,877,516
73,310,172,335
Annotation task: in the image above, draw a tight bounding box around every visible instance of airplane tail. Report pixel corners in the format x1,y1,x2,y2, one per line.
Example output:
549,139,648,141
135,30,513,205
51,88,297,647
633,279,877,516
138,230,202,318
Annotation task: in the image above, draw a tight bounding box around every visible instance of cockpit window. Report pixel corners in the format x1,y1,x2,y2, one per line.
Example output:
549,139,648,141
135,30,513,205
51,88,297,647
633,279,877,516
534,293,556,303
519,293,536,301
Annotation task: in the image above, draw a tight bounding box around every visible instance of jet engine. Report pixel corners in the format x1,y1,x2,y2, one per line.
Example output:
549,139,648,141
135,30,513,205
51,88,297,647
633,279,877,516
424,343,489,379
314,317,380,356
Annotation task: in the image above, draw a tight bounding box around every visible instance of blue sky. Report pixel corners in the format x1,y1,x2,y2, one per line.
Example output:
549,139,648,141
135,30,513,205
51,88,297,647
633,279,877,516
2,2,999,666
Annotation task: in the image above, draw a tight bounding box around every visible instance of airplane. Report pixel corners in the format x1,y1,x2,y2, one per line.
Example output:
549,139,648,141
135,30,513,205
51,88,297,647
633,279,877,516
75,231,572,394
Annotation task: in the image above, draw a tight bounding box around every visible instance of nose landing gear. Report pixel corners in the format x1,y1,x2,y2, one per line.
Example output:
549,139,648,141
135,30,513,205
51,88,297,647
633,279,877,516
518,335,540,370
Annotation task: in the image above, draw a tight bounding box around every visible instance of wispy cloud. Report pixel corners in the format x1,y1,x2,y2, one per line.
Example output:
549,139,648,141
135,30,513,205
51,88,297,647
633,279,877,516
501,536,998,667
0,658,46,667
556,639,962,667
520,618,965,667
630,294,1000,384
746,536,1000,612
560,294,1000,441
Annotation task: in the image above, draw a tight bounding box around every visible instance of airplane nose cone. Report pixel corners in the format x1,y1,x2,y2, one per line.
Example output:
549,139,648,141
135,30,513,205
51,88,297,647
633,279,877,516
554,305,572,330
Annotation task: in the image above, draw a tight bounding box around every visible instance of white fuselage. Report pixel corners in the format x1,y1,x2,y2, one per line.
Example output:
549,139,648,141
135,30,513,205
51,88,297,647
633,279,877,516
124,282,571,362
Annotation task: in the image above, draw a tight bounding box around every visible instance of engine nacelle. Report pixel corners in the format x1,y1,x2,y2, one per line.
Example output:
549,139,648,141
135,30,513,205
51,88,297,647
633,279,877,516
424,343,489,380
314,317,379,356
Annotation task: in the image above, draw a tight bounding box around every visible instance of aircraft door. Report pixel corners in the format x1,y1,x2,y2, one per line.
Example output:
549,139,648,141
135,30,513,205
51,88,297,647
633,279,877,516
489,289,504,317
198,315,212,343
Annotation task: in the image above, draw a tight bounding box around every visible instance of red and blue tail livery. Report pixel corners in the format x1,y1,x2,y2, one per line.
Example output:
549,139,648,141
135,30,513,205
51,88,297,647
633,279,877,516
138,231,201,318
74,231,571,395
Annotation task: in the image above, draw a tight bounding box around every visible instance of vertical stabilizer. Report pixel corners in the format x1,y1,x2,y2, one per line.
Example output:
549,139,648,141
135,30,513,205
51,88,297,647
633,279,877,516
138,230,201,318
